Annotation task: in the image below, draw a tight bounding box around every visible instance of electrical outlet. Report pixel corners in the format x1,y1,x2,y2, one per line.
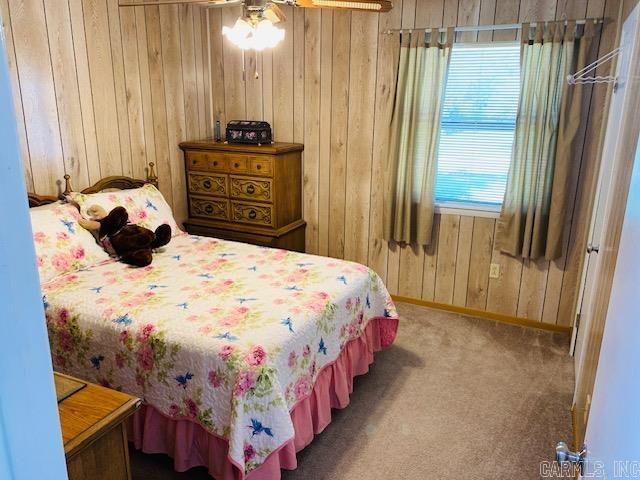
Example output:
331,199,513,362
489,263,500,279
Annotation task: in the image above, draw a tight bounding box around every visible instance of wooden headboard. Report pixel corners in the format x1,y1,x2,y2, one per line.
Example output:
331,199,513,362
28,162,158,208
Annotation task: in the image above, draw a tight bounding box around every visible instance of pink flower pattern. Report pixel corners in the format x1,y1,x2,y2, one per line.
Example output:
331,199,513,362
40,233,397,475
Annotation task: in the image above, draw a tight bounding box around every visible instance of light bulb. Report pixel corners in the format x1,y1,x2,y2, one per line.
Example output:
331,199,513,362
222,17,285,51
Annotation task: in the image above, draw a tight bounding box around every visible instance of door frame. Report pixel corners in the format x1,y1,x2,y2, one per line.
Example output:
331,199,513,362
571,2,640,449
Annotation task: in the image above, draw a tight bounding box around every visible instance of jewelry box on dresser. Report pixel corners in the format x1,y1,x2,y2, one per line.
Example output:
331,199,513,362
179,140,305,252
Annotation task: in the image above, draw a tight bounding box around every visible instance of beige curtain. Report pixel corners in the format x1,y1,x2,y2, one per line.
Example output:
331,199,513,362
384,28,453,246
497,22,597,260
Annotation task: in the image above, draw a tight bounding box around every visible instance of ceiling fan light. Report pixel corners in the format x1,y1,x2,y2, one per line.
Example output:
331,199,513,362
223,16,284,51
253,19,285,50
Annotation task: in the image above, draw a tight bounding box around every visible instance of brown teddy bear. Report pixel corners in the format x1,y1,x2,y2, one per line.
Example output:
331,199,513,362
79,205,171,267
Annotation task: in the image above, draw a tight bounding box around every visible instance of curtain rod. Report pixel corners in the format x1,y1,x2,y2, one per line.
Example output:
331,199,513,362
383,18,603,34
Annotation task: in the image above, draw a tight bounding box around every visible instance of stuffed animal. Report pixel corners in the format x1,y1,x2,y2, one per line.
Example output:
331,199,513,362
79,205,171,267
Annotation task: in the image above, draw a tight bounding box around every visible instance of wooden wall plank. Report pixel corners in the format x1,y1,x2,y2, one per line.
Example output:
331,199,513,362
106,0,133,177
303,9,321,254
0,0,33,190
192,6,206,138
421,215,441,301
180,5,199,140
83,0,123,177
453,216,474,306
43,0,90,189
466,217,495,309
328,11,351,259
160,4,187,223
517,258,549,319
262,50,274,126
9,0,65,194
293,8,305,144
415,0,445,27
271,6,294,142
318,9,333,257
434,214,460,304
68,0,101,184
134,5,157,182
120,5,148,180
145,5,173,204
486,222,523,315
477,0,497,42
457,0,482,42
343,11,378,264
221,7,245,121
244,50,263,120
399,244,425,299
209,9,226,133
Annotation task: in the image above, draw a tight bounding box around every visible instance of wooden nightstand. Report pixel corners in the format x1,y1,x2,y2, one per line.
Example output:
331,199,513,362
179,140,306,252
55,373,140,480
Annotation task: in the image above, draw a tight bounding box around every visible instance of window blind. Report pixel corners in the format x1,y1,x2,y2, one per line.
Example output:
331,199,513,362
435,43,521,208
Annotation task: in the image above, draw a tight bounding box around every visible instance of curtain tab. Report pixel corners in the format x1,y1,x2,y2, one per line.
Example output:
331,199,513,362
534,22,544,43
445,26,454,48
521,23,531,45
564,20,576,42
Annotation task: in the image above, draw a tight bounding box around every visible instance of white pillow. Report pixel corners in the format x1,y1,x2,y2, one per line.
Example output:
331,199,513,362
67,183,180,235
30,203,111,284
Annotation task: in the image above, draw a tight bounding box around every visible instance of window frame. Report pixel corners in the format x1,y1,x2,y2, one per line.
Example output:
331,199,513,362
434,41,520,216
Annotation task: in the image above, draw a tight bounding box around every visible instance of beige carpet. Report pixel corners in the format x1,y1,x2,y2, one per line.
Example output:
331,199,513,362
131,302,574,479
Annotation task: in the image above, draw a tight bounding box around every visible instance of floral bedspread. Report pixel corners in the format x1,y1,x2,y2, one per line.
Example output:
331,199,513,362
42,234,397,473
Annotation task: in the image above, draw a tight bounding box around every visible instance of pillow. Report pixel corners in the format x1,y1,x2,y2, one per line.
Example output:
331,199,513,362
67,184,180,235
30,202,111,284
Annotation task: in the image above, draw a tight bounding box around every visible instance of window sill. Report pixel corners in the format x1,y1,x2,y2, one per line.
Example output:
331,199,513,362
434,203,501,219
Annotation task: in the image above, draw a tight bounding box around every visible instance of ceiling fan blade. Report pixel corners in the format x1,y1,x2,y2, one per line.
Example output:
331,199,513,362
119,0,240,6
264,3,287,23
292,0,392,12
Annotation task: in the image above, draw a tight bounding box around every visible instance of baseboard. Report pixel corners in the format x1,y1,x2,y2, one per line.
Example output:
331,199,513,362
391,294,572,334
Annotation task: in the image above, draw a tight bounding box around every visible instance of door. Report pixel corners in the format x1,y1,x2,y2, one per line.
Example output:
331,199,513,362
580,134,640,477
571,3,640,448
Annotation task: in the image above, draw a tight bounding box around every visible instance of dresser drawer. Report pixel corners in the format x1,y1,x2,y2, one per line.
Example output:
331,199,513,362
190,196,229,221
231,201,274,227
249,156,273,176
227,154,250,174
188,172,228,197
187,151,227,172
230,176,273,202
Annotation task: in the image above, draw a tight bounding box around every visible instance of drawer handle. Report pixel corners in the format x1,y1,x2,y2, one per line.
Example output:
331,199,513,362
256,164,262,170
203,179,212,190
205,204,214,214
213,161,218,167
192,159,197,165
246,184,255,194
234,162,240,168
248,209,257,220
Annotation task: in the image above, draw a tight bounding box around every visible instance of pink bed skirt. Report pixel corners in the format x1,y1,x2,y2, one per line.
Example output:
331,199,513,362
129,316,399,480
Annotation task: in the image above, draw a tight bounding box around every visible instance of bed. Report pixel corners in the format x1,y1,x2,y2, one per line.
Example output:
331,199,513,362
29,171,398,479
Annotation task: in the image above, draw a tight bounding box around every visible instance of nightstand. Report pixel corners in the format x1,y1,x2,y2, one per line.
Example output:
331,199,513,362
179,140,306,252
55,373,140,480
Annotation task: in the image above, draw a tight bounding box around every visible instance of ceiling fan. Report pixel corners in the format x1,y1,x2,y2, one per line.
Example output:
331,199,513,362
119,0,392,50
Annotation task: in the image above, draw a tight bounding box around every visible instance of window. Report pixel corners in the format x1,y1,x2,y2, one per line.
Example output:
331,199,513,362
435,43,521,211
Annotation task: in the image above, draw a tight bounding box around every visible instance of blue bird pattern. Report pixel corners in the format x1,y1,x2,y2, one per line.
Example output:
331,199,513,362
248,418,274,437
39,233,398,475
175,372,194,389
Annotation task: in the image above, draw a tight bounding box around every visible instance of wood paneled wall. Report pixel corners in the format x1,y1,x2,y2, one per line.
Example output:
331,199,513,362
206,0,620,326
2,0,619,328
1,0,211,225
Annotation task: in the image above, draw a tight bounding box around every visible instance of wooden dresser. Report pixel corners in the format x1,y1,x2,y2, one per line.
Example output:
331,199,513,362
55,373,140,480
179,140,306,252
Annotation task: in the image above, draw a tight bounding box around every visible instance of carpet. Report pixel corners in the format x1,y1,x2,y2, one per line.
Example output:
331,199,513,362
131,301,574,479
